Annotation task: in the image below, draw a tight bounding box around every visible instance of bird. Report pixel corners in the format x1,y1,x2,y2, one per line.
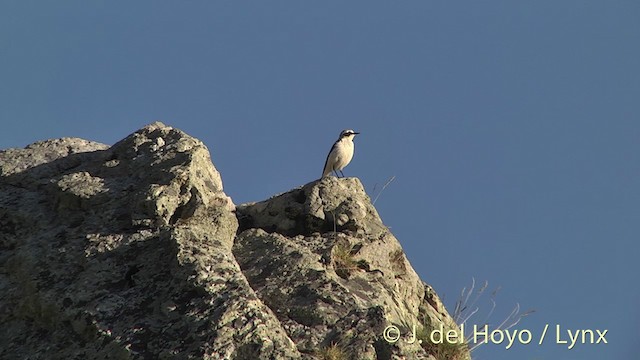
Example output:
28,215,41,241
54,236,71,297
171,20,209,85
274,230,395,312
322,129,360,178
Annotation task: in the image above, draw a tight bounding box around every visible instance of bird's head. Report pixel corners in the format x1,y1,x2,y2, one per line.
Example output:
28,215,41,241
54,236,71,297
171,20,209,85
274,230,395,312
340,129,360,139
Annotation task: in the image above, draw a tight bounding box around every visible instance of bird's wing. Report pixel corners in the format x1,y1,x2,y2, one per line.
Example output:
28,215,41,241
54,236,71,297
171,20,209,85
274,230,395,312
322,141,339,178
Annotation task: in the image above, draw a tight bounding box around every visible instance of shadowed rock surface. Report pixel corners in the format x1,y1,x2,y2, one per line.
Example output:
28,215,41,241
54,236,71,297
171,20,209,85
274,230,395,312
0,123,469,360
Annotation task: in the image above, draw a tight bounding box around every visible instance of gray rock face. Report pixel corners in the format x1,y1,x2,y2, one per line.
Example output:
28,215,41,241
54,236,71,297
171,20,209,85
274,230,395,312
0,123,469,360
235,177,468,359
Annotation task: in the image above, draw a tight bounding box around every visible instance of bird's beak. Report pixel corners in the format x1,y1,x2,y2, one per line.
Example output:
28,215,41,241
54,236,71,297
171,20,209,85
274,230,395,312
354,132,360,135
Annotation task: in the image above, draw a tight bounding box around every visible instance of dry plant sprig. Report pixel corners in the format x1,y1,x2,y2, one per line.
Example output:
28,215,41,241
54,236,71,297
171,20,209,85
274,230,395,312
372,175,396,205
454,278,535,352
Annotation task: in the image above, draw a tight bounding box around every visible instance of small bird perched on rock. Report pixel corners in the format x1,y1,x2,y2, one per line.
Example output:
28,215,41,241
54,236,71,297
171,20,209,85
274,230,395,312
322,129,360,178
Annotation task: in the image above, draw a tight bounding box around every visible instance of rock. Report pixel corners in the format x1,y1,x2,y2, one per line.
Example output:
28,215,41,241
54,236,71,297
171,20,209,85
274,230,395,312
235,177,469,359
0,123,297,360
0,123,470,360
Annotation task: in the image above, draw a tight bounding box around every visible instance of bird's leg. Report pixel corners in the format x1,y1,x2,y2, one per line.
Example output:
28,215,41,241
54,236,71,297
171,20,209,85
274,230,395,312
339,170,345,178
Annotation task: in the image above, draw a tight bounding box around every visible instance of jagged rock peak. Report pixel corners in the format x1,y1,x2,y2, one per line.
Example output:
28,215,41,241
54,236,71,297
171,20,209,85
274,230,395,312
0,123,470,360
235,176,470,359
237,177,386,237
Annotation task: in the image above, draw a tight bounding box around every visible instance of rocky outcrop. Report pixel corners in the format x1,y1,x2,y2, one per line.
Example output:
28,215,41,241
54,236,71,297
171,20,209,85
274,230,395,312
0,123,469,360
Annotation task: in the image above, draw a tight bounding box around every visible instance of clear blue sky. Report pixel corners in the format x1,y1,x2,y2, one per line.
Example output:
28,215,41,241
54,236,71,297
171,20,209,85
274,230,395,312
1,2,638,359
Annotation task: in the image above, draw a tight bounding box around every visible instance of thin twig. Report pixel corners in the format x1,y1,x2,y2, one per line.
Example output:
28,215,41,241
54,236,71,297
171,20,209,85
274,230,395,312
454,278,535,353
372,175,396,205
